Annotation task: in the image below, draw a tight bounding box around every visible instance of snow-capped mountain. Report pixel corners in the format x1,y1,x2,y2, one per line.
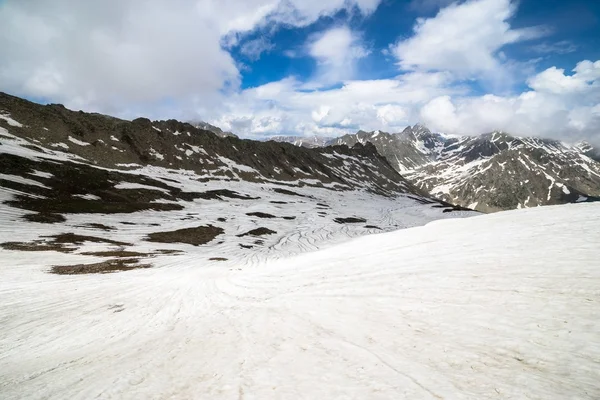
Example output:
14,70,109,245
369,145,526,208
327,125,445,173
268,135,333,148
330,125,600,212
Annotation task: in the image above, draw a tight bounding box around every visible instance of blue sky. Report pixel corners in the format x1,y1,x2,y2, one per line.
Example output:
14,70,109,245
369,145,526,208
1,0,599,142
234,0,599,91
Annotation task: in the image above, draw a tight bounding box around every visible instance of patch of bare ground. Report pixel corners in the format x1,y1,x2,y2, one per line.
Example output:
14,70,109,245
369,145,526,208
246,212,276,218
49,233,131,246
282,216,296,220
156,249,184,255
80,250,151,258
2,233,132,253
237,227,277,237
78,223,116,231
365,225,382,230
146,225,224,246
334,217,366,224
1,241,74,253
209,257,228,261
22,212,66,223
51,258,151,275
196,189,259,201
273,188,307,197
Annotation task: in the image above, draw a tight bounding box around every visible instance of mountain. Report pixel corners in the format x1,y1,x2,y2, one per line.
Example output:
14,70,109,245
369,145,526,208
329,126,600,212
268,135,333,148
327,125,444,172
0,92,476,270
190,121,238,138
575,141,600,162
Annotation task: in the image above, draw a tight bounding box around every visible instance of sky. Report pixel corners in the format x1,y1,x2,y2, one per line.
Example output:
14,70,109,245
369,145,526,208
0,0,599,143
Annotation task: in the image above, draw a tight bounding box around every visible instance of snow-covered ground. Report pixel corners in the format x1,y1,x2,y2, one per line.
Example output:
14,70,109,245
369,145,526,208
1,203,598,399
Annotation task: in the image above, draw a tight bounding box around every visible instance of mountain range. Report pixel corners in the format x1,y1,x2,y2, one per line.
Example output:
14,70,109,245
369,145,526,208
291,125,600,212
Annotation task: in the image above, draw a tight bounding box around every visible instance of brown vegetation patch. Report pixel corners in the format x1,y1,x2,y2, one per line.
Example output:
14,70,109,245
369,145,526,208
1,241,74,253
334,217,366,224
196,189,259,201
49,233,131,246
246,212,276,218
22,212,66,224
51,258,151,275
146,225,224,246
80,250,151,258
273,188,307,197
364,225,382,230
79,223,116,231
237,227,277,237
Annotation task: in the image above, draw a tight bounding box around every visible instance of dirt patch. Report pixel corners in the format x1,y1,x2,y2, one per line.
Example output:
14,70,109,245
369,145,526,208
146,225,224,246
334,217,367,224
156,249,184,255
237,227,277,237
282,216,296,220
80,250,151,258
273,188,308,197
1,241,74,253
316,203,330,208
79,223,116,231
50,233,131,246
364,225,382,230
196,190,259,201
51,258,151,275
217,217,227,222
246,212,276,218
209,257,228,261
22,212,66,224
239,244,254,249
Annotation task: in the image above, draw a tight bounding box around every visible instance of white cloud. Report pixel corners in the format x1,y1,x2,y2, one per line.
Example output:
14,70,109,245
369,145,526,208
239,37,275,61
418,61,600,142
207,71,458,138
408,0,456,12
530,41,578,55
0,0,382,115
527,61,600,95
307,26,370,86
392,0,547,80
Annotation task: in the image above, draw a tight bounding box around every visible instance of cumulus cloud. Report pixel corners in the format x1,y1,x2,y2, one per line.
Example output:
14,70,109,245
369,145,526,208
419,61,600,143
392,0,547,80
0,0,381,115
307,26,370,86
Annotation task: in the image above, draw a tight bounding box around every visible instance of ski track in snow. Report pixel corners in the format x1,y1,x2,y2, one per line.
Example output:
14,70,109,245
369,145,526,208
0,203,599,399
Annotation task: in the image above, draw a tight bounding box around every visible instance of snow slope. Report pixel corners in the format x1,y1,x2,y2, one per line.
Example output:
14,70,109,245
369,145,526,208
1,203,599,399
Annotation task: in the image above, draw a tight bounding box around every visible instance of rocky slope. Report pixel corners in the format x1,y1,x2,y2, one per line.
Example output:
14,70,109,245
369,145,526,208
328,125,600,212
190,121,238,138
0,92,424,197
